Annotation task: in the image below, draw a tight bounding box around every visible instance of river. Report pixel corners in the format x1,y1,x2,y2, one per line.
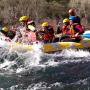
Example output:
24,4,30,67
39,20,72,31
0,45,90,90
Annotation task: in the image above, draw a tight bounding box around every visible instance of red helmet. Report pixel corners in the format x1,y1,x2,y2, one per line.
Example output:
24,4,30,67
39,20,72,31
68,9,76,16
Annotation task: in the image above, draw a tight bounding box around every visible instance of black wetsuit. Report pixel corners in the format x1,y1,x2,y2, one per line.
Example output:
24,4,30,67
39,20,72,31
1,30,16,40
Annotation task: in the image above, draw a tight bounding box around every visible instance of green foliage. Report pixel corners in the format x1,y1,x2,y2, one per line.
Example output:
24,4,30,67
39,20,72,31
62,14,69,19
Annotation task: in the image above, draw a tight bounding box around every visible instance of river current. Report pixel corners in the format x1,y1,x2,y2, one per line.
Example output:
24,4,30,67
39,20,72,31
0,43,90,90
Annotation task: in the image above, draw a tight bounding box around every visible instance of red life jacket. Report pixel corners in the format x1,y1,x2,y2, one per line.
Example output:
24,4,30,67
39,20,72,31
69,24,84,38
43,26,54,41
62,24,84,39
74,24,84,34
62,25,70,35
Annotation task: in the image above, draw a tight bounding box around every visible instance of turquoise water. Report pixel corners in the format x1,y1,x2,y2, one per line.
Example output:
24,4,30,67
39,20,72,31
0,48,90,90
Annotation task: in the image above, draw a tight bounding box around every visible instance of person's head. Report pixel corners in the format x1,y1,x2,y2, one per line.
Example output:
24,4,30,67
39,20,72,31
68,8,76,16
63,18,70,25
69,16,77,24
19,16,29,26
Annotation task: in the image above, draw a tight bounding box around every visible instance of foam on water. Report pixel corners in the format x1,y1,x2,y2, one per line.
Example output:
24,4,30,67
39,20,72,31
1,46,90,74
0,37,90,74
0,42,90,90
0,60,15,69
27,82,63,90
24,42,43,66
61,49,90,58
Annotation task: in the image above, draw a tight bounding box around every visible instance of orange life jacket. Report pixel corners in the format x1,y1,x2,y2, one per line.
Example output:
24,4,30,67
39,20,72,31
62,25,70,35
69,24,84,38
62,24,84,39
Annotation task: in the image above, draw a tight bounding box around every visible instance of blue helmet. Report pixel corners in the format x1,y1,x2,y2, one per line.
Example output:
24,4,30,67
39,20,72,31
69,16,77,22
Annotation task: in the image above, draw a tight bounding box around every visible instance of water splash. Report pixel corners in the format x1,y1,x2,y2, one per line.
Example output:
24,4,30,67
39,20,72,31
27,82,63,90
0,46,90,90
0,38,90,74
60,49,90,58
24,42,43,66
0,60,15,69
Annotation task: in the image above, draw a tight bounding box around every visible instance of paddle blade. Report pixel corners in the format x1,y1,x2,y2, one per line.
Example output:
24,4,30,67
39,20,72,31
83,31,90,38
28,25,35,31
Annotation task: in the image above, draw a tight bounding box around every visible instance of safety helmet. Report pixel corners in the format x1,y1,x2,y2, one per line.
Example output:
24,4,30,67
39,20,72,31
69,16,77,22
2,27,9,32
19,16,29,22
63,18,70,23
69,8,75,14
41,22,49,27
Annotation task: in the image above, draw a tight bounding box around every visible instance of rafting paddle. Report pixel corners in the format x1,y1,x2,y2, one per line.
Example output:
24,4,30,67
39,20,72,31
55,31,90,39
83,31,90,38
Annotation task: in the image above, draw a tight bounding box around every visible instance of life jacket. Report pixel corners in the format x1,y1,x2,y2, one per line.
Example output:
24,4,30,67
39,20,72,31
62,25,70,35
26,31,37,42
43,25,54,41
69,24,84,38
74,24,84,34
62,24,84,39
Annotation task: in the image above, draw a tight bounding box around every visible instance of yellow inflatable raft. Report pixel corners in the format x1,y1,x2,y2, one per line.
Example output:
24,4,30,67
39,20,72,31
10,38,90,53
